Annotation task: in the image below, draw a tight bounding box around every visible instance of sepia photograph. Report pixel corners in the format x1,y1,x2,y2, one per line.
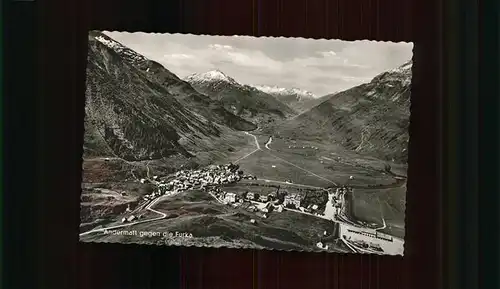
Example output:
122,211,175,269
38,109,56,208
79,31,412,255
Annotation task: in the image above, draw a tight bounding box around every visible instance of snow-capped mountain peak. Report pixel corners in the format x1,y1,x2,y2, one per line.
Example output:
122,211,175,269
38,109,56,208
184,69,237,84
389,59,412,74
205,70,231,81
93,32,147,64
252,85,318,100
94,35,121,50
375,59,413,87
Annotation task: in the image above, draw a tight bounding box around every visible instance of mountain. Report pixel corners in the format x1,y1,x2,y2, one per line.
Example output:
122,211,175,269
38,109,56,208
88,31,256,132
84,32,255,162
265,60,412,163
253,85,317,100
252,85,322,113
184,70,296,125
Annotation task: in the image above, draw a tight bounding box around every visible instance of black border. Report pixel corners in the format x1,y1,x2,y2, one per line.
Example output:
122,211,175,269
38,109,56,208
478,0,500,288
4,1,38,289
4,0,492,288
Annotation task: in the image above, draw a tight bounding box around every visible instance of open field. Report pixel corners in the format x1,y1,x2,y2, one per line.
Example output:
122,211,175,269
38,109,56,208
82,158,140,183
82,181,156,198
234,150,335,187
82,157,186,183
350,186,406,238
190,129,259,166
80,188,139,221
252,135,399,186
259,135,407,171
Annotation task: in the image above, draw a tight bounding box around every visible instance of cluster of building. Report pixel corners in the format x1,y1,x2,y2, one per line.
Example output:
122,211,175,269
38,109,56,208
134,162,365,243
141,163,256,201
283,193,304,208
210,184,336,220
278,187,353,215
209,189,273,206
209,187,288,220
245,191,275,203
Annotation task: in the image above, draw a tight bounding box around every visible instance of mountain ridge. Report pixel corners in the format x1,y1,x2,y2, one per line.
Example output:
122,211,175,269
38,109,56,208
90,31,257,132
264,60,412,163
252,85,317,100
84,32,256,163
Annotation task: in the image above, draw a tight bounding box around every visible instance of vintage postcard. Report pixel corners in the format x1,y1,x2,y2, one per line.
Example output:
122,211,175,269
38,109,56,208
80,31,412,255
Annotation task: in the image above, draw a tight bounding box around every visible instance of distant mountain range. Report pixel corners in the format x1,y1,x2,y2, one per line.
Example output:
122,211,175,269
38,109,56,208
263,60,412,163
84,31,411,165
251,85,330,113
253,85,317,100
183,70,327,115
184,70,297,125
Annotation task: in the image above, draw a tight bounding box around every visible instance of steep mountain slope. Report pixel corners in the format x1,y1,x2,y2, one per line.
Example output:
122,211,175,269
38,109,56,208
266,60,412,163
84,33,247,162
184,70,296,125
252,85,324,113
88,31,256,132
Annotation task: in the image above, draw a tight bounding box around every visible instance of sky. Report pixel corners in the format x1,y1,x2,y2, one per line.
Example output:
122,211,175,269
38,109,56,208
104,31,413,97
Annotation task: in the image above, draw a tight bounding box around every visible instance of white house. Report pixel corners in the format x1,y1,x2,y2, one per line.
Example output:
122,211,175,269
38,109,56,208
284,194,302,208
224,192,237,203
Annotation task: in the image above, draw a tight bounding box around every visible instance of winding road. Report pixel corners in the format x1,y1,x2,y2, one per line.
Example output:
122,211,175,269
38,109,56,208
375,217,387,231
265,137,273,150
79,194,168,238
233,132,261,163
249,132,261,149
375,199,387,231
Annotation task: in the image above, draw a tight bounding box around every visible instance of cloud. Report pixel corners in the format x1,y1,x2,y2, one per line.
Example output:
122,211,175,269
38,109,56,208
103,31,413,96
225,51,283,72
208,44,233,50
164,53,194,60
319,50,337,57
